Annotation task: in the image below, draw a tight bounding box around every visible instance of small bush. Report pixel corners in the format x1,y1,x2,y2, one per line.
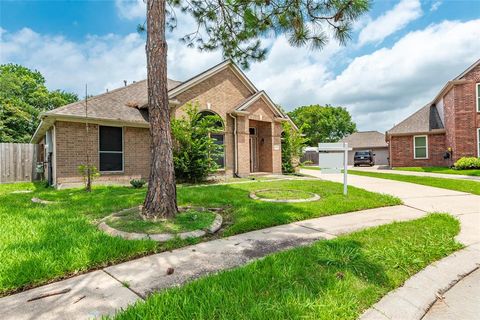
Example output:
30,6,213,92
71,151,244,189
281,122,306,173
454,157,480,170
77,164,100,191
130,179,146,188
171,103,223,183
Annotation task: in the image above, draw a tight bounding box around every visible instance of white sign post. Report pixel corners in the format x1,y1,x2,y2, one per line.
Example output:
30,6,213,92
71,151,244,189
318,142,351,195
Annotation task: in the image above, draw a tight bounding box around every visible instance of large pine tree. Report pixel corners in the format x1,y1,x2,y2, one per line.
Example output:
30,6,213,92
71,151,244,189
143,0,371,218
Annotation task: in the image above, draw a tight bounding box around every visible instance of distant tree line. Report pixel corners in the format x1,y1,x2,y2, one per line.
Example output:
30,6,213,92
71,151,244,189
288,104,357,146
0,64,78,143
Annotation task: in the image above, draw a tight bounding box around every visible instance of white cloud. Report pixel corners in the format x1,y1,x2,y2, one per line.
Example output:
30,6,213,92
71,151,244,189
0,26,220,97
358,0,423,46
316,19,480,131
115,0,145,20
1,17,479,133
430,0,442,12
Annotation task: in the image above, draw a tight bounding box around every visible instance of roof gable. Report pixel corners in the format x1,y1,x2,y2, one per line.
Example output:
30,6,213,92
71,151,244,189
387,104,444,136
234,91,285,118
454,59,480,80
341,131,388,148
168,60,257,99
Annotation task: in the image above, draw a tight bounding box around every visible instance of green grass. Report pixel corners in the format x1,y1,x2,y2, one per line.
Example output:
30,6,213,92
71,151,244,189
0,179,399,295
393,166,480,176
254,189,314,200
349,170,480,195
111,214,462,320
105,208,216,234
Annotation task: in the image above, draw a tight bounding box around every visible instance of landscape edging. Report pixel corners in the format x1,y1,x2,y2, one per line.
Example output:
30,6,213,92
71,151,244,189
98,208,223,242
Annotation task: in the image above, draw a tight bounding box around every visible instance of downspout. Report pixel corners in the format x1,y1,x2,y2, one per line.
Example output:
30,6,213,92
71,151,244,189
228,113,240,177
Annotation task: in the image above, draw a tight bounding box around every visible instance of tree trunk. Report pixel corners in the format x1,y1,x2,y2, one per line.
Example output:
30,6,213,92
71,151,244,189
143,0,178,219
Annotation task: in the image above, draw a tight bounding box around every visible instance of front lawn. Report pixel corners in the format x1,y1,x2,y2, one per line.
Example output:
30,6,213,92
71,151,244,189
393,166,480,176
0,179,399,295
112,214,462,320
349,170,480,195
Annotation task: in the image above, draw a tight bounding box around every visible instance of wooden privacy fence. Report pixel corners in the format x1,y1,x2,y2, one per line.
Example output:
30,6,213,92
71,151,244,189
0,143,39,183
301,150,319,165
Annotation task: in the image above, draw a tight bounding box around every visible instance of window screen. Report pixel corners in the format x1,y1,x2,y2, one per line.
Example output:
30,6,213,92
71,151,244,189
99,126,123,171
414,136,427,159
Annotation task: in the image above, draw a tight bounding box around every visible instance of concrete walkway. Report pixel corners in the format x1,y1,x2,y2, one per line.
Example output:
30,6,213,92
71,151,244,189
349,165,480,181
1,171,479,319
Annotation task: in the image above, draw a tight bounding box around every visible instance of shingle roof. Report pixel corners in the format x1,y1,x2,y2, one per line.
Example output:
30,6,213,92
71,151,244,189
387,104,444,135
44,79,182,124
341,131,388,148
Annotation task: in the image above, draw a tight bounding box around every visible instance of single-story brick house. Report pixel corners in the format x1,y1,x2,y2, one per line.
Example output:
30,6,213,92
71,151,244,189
31,60,294,188
341,131,389,165
386,59,480,167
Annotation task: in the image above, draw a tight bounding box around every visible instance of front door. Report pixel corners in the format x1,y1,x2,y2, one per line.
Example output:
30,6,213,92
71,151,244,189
249,128,258,172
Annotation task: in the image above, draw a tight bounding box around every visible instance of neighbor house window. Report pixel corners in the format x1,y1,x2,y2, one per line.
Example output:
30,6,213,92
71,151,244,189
476,83,480,112
477,128,480,157
413,135,428,159
99,126,123,172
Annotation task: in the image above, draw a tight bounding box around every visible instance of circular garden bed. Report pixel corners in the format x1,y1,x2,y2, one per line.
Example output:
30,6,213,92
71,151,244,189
98,206,223,242
249,188,320,203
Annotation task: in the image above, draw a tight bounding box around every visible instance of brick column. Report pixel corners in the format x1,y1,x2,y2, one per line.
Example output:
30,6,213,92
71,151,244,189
272,122,282,174
236,116,250,176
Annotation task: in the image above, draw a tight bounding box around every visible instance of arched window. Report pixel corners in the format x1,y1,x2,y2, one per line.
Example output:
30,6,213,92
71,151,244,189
198,110,225,169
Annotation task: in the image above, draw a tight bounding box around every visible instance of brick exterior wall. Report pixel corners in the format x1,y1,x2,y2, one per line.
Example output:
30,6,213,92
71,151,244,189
52,66,283,186
389,133,448,167
55,121,150,185
390,63,480,167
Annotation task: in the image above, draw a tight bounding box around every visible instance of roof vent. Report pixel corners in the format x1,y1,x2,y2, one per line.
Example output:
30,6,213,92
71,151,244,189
124,80,127,86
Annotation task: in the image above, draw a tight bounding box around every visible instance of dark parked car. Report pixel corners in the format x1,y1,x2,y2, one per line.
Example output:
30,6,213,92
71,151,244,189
354,150,375,167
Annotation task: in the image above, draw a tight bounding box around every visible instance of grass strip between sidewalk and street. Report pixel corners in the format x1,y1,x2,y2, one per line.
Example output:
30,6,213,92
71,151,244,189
348,170,480,195
111,214,462,320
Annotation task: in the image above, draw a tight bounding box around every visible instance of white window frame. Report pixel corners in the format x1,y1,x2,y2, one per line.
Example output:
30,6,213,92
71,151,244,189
477,128,480,158
476,83,480,112
98,125,124,173
413,135,428,159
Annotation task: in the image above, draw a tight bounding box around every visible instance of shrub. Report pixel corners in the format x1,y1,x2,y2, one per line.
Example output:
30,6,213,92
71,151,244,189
281,121,306,173
130,179,146,188
171,103,224,183
454,157,480,170
77,164,100,191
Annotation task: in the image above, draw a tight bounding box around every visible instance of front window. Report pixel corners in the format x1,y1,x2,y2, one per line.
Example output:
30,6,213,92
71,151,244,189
99,126,123,172
211,133,225,168
198,110,225,169
414,135,428,159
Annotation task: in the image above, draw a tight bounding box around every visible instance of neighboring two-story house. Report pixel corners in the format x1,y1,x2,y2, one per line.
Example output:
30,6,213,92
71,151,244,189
386,59,480,167
31,60,293,188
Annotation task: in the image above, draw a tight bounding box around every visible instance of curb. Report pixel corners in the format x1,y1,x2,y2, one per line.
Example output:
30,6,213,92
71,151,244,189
360,244,480,320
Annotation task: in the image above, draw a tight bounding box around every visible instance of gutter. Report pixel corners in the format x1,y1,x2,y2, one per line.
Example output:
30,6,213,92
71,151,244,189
228,113,239,177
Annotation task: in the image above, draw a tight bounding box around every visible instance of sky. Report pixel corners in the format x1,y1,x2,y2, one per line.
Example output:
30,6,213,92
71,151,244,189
1,0,479,132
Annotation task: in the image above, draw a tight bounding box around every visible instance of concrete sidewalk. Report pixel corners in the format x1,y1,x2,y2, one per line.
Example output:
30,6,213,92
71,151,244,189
348,165,480,181
1,171,479,319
